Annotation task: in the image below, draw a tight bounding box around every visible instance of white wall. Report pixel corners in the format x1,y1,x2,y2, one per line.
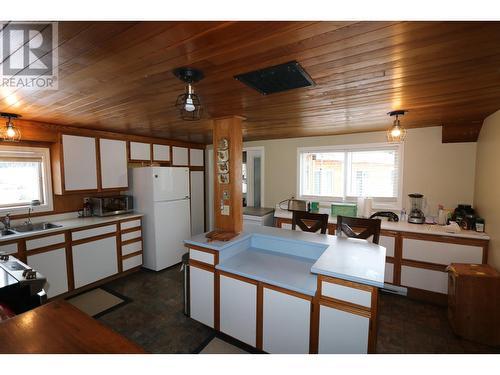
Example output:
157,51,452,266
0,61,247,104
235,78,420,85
474,109,500,270
206,126,477,229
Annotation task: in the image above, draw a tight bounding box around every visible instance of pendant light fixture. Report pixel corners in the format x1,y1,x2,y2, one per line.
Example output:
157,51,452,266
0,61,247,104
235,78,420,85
173,67,204,121
0,113,22,142
386,110,408,143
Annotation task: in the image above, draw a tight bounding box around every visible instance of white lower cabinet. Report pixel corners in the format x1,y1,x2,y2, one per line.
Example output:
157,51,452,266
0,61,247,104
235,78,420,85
27,247,68,298
190,265,214,328
400,265,448,294
219,274,257,346
72,236,118,288
262,287,310,353
318,304,369,354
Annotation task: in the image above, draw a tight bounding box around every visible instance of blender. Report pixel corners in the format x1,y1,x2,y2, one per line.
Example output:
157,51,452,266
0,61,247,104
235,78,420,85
408,193,425,224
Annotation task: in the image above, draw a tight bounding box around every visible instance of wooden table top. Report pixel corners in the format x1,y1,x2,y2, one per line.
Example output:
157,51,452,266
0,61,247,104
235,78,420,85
0,301,145,354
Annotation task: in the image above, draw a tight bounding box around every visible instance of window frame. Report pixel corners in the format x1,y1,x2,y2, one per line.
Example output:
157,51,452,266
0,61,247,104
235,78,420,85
297,142,404,210
0,144,54,215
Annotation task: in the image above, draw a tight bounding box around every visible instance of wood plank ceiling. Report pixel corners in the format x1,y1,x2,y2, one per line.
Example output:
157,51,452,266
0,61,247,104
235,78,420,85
2,21,500,143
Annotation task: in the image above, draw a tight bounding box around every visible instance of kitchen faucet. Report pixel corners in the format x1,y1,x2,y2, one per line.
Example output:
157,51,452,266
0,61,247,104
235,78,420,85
25,200,41,225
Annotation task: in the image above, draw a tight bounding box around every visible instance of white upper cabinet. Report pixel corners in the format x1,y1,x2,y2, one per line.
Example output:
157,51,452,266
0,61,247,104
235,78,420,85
129,141,151,161
62,134,98,191
152,144,170,162
99,138,128,189
172,146,189,166
189,148,204,166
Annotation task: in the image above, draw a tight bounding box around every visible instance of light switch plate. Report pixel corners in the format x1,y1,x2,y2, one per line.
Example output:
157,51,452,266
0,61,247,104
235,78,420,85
223,190,230,199
221,205,230,216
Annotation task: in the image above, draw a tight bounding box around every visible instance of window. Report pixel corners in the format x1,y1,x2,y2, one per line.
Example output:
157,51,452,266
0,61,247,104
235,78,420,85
298,143,403,208
0,145,53,214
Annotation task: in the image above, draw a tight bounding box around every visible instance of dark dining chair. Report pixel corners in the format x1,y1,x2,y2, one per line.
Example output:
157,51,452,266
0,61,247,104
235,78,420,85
336,215,381,244
292,211,329,234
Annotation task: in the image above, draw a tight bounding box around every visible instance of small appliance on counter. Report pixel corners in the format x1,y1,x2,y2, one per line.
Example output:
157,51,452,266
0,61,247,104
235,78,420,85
0,253,47,320
89,195,133,217
451,204,480,230
279,196,308,212
370,211,399,222
408,193,425,224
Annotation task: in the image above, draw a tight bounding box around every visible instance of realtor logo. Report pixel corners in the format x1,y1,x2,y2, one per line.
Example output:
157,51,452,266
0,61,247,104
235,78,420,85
0,22,58,89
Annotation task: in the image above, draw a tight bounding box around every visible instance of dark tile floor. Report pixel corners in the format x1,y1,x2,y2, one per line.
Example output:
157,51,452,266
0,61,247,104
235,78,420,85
97,266,500,354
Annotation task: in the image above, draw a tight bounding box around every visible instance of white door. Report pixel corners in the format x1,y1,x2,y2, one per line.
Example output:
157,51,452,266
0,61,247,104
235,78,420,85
99,138,128,189
190,171,205,235
262,287,311,353
27,247,68,298
318,305,369,353
219,274,257,346
152,167,190,202
72,236,118,288
152,199,191,270
62,134,98,191
190,265,214,328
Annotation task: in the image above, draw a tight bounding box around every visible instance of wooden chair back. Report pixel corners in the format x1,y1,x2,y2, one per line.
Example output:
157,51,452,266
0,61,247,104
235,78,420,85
292,211,329,234
336,215,381,244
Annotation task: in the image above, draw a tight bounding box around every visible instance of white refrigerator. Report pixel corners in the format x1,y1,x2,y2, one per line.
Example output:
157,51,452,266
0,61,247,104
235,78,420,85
130,167,191,271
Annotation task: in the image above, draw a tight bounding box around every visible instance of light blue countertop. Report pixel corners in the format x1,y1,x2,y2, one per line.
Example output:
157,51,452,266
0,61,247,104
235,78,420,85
184,225,386,295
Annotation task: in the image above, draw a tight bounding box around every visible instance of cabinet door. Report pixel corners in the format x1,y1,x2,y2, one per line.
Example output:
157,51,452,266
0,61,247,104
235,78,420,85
379,235,395,257
190,265,214,328
189,148,204,166
129,141,151,161
318,304,369,354
62,134,98,191
27,247,68,298
172,146,189,166
152,144,170,162
190,171,205,235
400,265,448,294
72,236,118,288
99,138,128,189
219,274,257,346
263,287,311,353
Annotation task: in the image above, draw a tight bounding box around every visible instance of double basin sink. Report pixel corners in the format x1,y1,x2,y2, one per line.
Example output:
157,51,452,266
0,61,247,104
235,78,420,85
1,222,63,237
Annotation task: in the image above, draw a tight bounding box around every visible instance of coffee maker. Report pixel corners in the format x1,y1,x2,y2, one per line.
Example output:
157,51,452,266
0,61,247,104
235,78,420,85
408,193,425,224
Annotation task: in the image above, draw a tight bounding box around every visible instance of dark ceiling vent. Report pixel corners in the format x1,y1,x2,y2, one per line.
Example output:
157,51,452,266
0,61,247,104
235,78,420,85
234,61,315,95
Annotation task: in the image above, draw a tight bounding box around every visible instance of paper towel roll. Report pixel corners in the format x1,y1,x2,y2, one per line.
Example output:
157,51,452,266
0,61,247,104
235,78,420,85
357,197,365,218
363,198,373,218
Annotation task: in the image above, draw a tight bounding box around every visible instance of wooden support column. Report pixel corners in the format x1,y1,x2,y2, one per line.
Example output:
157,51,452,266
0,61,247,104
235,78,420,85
213,116,244,234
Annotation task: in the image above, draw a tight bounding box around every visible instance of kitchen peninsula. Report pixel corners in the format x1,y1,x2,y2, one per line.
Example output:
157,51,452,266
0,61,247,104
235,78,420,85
184,225,386,354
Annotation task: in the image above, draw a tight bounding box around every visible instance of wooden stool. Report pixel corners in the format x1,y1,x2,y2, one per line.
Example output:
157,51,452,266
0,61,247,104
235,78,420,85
447,263,500,346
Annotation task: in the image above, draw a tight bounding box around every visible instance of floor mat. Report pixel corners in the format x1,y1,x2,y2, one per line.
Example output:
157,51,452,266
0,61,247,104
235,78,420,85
199,337,249,354
67,288,129,318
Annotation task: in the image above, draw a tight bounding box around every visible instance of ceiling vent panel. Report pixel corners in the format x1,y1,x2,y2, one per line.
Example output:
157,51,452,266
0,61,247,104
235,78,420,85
234,61,315,95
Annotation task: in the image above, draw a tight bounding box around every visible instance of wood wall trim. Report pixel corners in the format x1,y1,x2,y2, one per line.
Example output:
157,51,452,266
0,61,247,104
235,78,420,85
71,231,118,246
262,282,313,302
189,258,215,272
122,250,143,260
218,269,259,285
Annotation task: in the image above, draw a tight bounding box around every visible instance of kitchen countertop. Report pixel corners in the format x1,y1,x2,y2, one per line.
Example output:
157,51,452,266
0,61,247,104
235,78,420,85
185,225,386,290
0,213,143,243
243,207,275,217
274,208,490,240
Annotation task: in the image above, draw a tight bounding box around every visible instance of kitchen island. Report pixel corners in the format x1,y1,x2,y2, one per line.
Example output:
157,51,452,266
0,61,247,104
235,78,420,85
184,225,385,354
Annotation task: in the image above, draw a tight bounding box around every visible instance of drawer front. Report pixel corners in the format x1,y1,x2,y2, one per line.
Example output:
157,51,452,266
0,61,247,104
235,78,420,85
0,242,18,255
321,281,372,308
400,265,448,294
189,249,215,265
122,240,142,256
379,235,395,257
120,219,141,231
121,229,142,242
402,238,483,265
123,254,143,271
26,233,66,251
72,224,117,241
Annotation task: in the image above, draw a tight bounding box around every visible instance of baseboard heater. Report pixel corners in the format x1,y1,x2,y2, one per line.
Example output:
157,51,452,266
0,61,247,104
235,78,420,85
381,284,408,296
